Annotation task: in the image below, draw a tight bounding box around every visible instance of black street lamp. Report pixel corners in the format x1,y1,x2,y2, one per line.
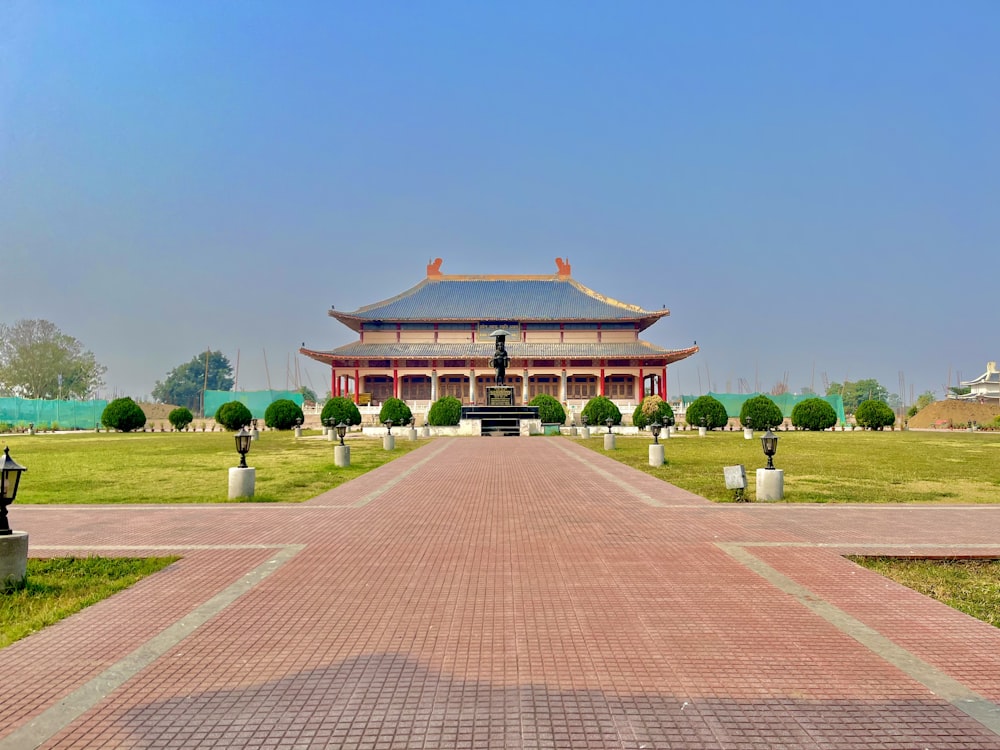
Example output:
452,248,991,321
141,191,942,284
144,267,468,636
336,421,348,446
581,414,590,428
650,420,662,445
384,419,394,435
295,416,303,427
234,427,252,469
0,446,28,536
605,417,613,434
760,429,779,470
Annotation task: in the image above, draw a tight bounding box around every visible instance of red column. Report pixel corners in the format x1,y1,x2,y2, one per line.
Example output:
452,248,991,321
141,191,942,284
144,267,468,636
600,367,605,396
393,367,399,398
661,367,668,400
638,367,644,401
354,369,360,404
331,368,337,398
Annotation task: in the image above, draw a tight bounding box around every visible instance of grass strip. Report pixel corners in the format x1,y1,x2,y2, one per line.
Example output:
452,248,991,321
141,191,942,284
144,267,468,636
850,557,1000,628
1,556,178,648
4,431,427,504
578,430,1000,503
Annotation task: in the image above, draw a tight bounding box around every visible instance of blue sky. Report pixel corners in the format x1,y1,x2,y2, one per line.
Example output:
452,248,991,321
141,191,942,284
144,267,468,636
2,1,998,402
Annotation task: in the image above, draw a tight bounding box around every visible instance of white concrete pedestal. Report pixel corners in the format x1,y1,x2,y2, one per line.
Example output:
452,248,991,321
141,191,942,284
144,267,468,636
327,429,336,441
649,444,664,466
568,426,577,436
383,435,395,450
0,532,28,591
294,427,302,438
407,428,418,441
604,433,616,450
699,427,707,437
251,429,259,441
744,428,754,440
421,426,430,438
335,445,351,467
228,467,255,500
581,427,590,439
755,468,784,501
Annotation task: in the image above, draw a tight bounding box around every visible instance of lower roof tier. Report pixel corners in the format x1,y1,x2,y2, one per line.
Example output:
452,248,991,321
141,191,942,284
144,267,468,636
301,341,698,366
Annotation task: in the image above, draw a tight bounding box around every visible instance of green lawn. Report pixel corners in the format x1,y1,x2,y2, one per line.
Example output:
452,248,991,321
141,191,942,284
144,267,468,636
1,556,178,648
851,557,1000,628
4,431,427,504
579,429,1000,503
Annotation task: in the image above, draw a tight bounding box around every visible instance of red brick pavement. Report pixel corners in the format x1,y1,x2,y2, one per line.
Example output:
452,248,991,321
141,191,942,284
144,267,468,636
3,437,1000,749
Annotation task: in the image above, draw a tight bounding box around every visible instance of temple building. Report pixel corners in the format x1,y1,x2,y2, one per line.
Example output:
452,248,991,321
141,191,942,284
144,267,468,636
300,258,698,409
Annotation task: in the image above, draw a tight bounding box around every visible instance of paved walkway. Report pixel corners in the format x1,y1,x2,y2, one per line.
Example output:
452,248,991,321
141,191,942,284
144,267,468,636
3,437,1000,749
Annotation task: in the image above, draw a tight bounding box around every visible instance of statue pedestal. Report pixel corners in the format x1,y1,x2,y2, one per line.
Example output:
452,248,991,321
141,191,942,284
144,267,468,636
485,386,515,407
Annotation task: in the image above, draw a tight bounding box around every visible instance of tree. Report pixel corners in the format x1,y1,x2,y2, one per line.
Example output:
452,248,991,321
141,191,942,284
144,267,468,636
152,351,234,415
215,401,252,431
685,395,728,429
0,319,106,399
826,378,889,413
264,399,304,430
740,394,783,430
427,396,462,426
168,407,194,431
530,393,566,424
855,399,896,430
791,398,838,431
101,397,147,432
632,395,674,429
379,398,412,426
907,390,936,417
582,396,621,427
321,397,362,426
298,386,319,403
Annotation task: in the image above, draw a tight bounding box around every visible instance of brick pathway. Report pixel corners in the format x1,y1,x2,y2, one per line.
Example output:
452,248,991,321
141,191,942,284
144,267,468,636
3,437,1000,749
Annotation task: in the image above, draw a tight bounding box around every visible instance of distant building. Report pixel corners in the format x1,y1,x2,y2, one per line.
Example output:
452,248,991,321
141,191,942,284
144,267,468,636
956,362,1000,402
300,258,698,407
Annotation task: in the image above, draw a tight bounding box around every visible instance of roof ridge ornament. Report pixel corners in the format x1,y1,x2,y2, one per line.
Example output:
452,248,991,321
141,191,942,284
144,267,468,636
427,257,443,277
555,257,571,277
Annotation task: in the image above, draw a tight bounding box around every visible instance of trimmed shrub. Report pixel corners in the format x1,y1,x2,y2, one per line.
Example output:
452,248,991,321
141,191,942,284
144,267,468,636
855,399,896,430
581,395,622,427
214,401,252,431
320,396,362,426
264,399,304,430
427,396,462,426
379,397,413,426
791,398,838,431
168,407,193,431
685,395,728,430
739,394,783,430
101,397,147,433
632,395,675,429
530,393,566,425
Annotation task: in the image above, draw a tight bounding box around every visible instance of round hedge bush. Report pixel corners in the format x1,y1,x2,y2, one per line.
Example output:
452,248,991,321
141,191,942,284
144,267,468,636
739,394,783,430
581,395,621,427
632,395,675,429
214,401,252,431
791,398,838,431
854,399,896,430
530,393,566,424
264,399,304,430
101,397,147,433
320,396,362,427
379,397,412,426
168,407,193,432
685,395,728,430
427,396,462,426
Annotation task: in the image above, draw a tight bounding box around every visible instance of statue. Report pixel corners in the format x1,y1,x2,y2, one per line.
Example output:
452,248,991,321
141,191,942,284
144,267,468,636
489,329,511,385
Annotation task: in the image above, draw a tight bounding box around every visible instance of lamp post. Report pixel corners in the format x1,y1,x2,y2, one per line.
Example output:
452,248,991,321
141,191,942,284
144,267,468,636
0,446,28,590
251,418,259,441
383,419,395,450
756,428,784,501
0,447,27,536
334,421,350,467
699,415,707,437
228,427,255,499
580,413,590,439
295,416,303,438
648,420,664,466
603,417,615,450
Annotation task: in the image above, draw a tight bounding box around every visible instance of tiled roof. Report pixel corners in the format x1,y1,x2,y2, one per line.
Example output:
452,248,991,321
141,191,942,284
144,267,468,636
304,341,698,363
332,277,668,328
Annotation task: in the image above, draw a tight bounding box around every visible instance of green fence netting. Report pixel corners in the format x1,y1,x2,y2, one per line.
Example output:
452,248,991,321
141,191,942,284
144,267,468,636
204,390,305,420
679,392,846,425
0,398,109,430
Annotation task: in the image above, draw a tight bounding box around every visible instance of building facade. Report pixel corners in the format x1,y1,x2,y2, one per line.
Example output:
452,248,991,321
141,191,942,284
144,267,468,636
300,258,698,409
